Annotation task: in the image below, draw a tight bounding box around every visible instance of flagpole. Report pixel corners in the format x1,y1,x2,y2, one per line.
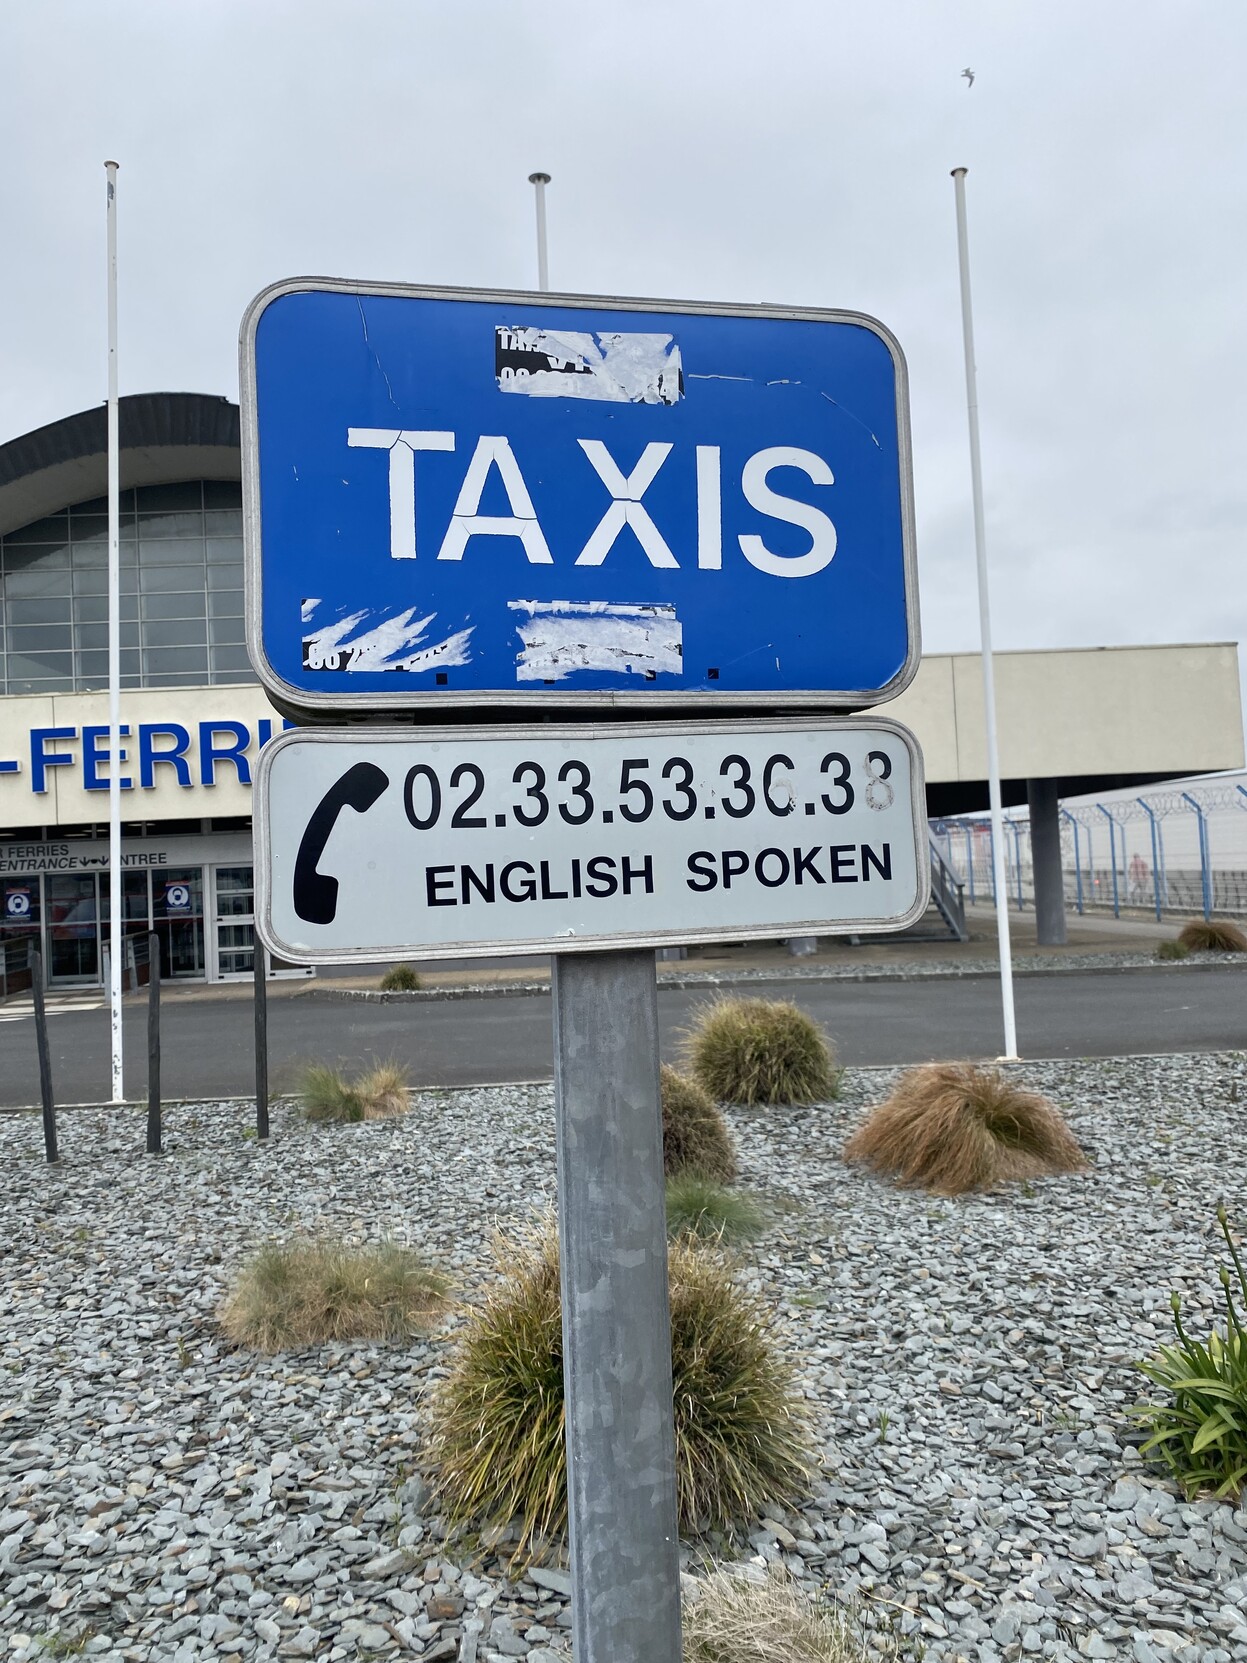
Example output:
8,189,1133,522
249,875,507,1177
951,165,1018,1060
106,160,124,1103
528,172,551,292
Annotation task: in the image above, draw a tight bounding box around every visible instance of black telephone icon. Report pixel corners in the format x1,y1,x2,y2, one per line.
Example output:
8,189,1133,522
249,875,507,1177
293,762,390,925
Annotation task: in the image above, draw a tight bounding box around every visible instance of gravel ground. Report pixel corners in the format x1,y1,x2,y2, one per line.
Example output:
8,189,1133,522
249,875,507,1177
2,1051,1246,1662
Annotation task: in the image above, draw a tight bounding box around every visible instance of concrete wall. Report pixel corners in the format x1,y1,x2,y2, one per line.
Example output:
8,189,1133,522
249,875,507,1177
0,642,1241,829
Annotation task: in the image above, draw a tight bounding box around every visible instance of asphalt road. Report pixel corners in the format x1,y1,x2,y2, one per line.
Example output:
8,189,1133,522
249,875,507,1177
2,969,1244,1107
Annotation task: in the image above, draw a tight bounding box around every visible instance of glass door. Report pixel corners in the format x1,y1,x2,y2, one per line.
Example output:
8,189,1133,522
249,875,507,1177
213,865,255,977
153,867,205,978
46,872,101,983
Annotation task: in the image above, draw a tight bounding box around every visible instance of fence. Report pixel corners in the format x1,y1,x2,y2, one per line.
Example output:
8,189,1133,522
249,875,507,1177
931,779,1247,921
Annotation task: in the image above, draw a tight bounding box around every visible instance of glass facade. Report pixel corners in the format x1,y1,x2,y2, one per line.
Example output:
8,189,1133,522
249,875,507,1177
0,480,250,694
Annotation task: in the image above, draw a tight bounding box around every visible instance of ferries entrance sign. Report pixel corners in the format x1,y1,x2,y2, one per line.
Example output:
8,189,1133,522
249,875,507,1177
241,282,918,718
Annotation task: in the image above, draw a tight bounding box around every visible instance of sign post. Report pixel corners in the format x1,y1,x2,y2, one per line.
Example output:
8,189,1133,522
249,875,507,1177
243,280,922,1663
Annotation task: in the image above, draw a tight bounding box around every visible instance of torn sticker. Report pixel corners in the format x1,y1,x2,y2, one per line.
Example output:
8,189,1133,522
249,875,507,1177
301,601,473,674
509,599,682,682
496,328,683,405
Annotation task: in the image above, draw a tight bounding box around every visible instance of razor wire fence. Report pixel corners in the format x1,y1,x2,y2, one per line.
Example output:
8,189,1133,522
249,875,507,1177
931,778,1247,921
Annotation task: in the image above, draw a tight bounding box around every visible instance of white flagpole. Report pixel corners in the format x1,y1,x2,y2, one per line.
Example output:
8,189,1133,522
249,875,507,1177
528,172,551,292
105,160,124,1103
951,166,1018,1061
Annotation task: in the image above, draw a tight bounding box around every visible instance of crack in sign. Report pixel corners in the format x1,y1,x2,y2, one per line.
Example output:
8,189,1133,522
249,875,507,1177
496,328,683,405
509,599,683,683
301,601,473,674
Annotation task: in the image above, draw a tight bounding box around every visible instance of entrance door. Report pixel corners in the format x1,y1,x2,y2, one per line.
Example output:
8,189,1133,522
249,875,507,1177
153,867,205,979
46,873,101,983
213,865,256,977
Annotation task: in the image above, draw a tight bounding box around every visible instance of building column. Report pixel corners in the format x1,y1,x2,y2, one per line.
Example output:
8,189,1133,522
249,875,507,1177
1027,777,1066,946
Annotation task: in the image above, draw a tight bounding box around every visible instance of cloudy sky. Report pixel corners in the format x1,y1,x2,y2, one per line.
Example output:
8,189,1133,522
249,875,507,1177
3,1,1244,713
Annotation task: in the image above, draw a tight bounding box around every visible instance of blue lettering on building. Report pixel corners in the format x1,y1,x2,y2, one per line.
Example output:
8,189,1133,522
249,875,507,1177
17,719,296,795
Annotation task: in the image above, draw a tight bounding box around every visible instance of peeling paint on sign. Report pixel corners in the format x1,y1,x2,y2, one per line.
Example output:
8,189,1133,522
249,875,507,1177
495,328,683,405
509,599,682,682
301,602,473,673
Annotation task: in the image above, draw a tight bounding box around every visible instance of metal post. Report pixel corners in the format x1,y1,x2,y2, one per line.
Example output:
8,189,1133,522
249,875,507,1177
1062,811,1084,915
1008,820,1024,910
1182,793,1212,919
528,171,551,293
254,939,269,1139
1097,805,1121,918
952,165,1017,1058
964,823,976,903
1138,799,1163,922
552,949,682,1663
105,159,124,1105
31,951,57,1162
146,933,161,1154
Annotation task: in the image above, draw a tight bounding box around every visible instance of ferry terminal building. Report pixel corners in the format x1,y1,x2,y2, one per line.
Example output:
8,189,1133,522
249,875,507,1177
1,392,1241,988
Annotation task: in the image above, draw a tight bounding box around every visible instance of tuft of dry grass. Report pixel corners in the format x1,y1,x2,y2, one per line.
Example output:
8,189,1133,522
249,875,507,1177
301,1060,410,1122
380,964,422,991
685,998,838,1106
662,1064,738,1181
683,1566,901,1663
843,1061,1088,1196
1177,919,1247,954
219,1238,446,1352
427,1226,808,1551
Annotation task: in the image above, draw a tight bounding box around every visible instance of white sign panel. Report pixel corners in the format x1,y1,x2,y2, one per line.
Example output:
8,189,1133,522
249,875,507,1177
255,719,929,962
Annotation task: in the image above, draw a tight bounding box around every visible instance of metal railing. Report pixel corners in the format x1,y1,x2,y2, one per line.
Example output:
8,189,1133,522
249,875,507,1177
932,778,1247,922
928,836,969,940
0,937,35,1003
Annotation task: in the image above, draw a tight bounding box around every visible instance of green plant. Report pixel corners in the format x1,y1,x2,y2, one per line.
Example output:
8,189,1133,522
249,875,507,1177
300,1060,409,1122
175,1334,192,1370
1156,939,1190,961
219,1238,446,1352
666,1173,767,1243
685,998,838,1107
428,1226,808,1551
661,1065,738,1181
1177,919,1247,954
843,1062,1087,1196
875,1409,890,1444
682,1566,904,1663
1131,1204,1247,1499
380,964,422,992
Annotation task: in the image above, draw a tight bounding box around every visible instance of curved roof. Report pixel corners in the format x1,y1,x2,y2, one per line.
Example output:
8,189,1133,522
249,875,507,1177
0,392,240,538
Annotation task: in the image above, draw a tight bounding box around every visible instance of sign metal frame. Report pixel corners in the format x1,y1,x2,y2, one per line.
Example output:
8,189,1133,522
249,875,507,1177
253,715,930,964
240,278,921,720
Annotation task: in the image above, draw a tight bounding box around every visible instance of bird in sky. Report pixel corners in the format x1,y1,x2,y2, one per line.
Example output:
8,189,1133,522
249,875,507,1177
962,67,975,87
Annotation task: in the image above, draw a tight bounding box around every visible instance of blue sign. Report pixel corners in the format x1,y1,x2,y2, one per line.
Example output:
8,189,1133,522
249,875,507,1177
242,282,917,716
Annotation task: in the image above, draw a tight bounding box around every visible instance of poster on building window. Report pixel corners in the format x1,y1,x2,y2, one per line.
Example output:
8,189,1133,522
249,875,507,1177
4,885,32,921
164,881,192,914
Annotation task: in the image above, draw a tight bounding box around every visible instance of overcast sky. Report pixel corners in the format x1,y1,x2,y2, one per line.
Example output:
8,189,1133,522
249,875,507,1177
3,1,1244,717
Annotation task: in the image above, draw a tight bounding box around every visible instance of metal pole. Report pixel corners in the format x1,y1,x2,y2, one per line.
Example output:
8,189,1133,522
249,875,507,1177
105,159,124,1104
31,950,57,1162
146,932,161,1154
1139,800,1162,922
552,950,682,1663
952,167,1017,1059
528,172,551,293
1182,793,1212,919
254,939,269,1139
964,823,975,903
1098,806,1120,918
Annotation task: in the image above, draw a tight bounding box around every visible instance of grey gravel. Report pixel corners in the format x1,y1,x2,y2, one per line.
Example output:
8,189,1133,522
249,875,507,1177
1,1049,1245,1661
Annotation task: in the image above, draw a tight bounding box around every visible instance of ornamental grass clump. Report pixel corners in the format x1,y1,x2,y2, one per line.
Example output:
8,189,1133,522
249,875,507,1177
843,1061,1087,1196
1156,939,1190,961
219,1238,446,1352
666,1172,767,1244
1131,1204,1247,1500
428,1226,808,1551
301,1060,409,1121
662,1064,738,1181
380,964,422,991
683,1566,898,1663
1177,919,1247,954
686,998,837,1106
